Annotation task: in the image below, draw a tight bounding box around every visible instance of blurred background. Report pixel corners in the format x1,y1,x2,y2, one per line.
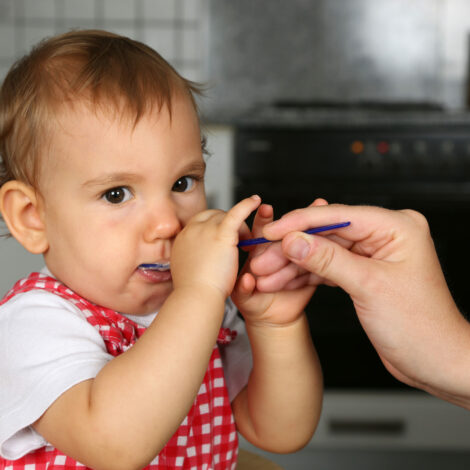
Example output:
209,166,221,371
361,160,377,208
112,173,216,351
2,1,470,468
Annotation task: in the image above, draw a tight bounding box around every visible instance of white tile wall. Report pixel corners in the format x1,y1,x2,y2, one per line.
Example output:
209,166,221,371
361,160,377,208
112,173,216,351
63,0,96,20
0,0,209,82
0,25,15,58
143,0,176,20
0,0,14,21
143,27,175,61
23,0,57,20
103,0,136,21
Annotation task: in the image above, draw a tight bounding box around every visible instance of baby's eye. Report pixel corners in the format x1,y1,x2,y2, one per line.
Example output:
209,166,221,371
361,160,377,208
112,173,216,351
172,176,197,193
102,187,133,204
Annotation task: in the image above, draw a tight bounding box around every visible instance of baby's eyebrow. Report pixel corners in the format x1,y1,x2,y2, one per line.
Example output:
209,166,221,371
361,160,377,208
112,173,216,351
181,161,206,174
82,172,141,188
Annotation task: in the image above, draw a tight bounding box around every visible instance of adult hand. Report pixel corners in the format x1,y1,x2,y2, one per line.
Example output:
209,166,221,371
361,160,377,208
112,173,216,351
260,202,470,408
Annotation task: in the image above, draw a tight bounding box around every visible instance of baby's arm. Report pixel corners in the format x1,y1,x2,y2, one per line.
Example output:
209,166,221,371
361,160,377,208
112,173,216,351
231,204,323,453
33,196,261,470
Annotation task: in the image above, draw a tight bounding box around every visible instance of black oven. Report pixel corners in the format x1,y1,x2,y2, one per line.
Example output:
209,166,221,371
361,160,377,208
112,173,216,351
235,105,470,389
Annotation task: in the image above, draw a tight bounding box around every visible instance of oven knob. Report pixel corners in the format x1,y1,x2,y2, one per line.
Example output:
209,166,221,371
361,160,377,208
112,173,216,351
387,142,406,174
357,141,384,172
389,142,402,156
411,140,433,174
413,140,427,155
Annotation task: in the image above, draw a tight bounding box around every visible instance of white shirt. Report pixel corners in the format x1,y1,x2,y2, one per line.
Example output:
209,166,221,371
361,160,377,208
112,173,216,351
0,274,252,460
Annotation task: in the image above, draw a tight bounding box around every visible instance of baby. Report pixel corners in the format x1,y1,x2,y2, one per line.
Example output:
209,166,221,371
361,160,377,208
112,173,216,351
0,30,322,469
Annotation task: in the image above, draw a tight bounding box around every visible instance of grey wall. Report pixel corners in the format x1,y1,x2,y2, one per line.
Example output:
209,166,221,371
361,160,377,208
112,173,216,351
206,0,470,116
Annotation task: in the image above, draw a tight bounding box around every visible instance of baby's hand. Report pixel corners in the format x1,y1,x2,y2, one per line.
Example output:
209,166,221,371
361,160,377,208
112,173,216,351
232,204,316,326
170,195,261,300
249,198,334,293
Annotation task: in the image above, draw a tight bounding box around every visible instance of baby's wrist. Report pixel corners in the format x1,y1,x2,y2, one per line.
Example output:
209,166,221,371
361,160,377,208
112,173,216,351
243,312,307,332
172,282,228,308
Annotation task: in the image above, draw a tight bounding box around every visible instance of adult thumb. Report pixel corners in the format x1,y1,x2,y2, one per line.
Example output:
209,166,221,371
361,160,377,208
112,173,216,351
281,231,370,296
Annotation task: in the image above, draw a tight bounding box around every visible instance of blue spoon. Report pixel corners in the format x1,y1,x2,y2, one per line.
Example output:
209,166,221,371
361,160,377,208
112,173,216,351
238,221,351,247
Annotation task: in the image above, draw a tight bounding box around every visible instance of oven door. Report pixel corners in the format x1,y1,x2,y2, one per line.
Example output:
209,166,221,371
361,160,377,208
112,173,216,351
235,126,470,389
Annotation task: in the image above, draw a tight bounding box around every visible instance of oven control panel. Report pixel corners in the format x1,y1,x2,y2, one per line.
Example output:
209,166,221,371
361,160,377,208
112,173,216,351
235,126,470,182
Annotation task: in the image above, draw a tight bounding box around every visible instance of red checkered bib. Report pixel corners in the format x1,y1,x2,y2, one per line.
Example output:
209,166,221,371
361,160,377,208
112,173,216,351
0,272,238,470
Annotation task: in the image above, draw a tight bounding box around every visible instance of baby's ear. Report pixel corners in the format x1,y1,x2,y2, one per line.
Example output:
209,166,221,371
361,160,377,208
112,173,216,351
0,181,48,254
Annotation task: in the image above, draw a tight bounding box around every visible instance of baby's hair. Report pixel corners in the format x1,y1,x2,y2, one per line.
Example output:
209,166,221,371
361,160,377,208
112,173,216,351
0,29,203,190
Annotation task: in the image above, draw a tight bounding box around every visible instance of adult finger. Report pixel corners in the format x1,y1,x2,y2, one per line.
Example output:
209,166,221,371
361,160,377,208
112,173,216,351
281,230,381,297
263,203,396,242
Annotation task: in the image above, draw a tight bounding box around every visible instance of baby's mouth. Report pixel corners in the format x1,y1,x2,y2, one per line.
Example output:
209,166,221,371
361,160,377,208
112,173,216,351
137,262,172,284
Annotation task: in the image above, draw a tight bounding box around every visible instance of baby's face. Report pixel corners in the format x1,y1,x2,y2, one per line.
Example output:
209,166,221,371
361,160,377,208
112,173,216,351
38,93,207,314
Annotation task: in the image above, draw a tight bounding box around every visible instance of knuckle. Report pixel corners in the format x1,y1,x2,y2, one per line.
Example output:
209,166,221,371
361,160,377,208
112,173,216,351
400,209,431,234
311,242,336,276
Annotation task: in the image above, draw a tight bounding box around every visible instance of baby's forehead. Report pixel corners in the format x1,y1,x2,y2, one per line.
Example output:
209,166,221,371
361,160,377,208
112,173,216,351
51,86,196,133
44,91,198,158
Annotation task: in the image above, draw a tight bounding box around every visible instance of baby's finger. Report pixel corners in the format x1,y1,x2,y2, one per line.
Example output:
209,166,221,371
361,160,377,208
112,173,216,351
251,204,274,238
232,272,256,305
245,203,275,257
255,262,307,292
220,195,262,241
250,241,289,276
282,272,336,290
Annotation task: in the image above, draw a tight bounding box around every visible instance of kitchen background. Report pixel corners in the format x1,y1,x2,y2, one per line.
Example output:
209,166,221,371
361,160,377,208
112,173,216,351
2,0,470,468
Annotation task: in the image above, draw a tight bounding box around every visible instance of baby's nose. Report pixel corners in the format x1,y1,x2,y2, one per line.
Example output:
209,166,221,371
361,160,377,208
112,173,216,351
143,203,182,242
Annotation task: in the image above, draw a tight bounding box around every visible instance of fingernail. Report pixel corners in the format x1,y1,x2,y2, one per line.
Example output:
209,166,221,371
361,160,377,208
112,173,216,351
286,236,310,260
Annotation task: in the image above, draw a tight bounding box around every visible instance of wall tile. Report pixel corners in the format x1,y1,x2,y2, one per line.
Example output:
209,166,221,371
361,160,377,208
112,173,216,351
142,0,175,21
103,23,137,40
0,0,15,22
0,24,15,58
23,0,57,19
182,0,205,21
63,0,96,20
0,64,10,81
0,0,207,92
143,28,175,62
103,0,136,21
23,26,56,52
177,63,204,82
182,27,201,62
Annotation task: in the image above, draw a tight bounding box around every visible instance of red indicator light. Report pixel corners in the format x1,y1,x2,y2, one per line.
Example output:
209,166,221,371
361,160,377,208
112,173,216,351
377,141,389,154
